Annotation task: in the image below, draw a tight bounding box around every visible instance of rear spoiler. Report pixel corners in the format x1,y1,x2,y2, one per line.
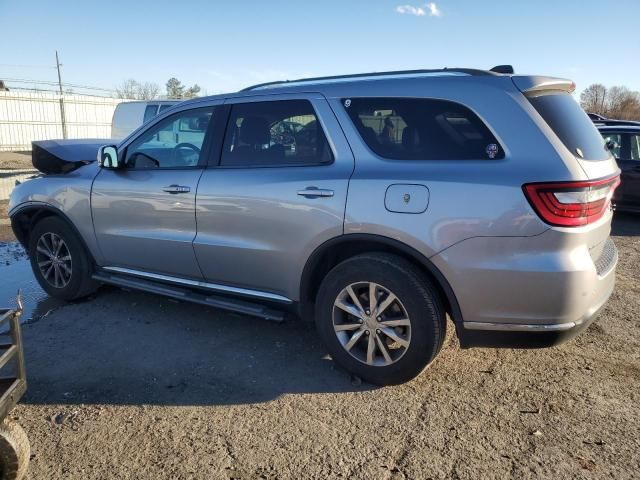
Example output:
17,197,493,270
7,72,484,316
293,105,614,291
511,76,576,95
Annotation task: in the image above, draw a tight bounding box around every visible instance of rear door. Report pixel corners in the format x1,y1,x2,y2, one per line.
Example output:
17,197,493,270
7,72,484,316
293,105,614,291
193,94,353,301
619,132,640,209
92,103,222,279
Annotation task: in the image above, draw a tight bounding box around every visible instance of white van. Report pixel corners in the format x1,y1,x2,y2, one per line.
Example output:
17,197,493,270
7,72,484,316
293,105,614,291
111,100,180,139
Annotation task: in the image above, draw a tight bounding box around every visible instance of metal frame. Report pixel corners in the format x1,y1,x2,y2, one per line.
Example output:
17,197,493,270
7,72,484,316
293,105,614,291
0,299,27,422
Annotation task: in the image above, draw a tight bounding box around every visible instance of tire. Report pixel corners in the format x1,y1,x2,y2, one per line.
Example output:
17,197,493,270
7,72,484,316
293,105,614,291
315,253,446,386
28,216,99,301
0,419,30,480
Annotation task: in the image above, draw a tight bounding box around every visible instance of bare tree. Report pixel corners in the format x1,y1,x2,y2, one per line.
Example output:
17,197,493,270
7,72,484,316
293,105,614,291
580,83,640,120
580,84,607,114
137,82,159,100
116,79,159,100
115,79,139,99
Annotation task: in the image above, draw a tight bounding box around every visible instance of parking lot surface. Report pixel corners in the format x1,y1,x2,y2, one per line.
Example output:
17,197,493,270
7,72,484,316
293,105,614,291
1,214,638,479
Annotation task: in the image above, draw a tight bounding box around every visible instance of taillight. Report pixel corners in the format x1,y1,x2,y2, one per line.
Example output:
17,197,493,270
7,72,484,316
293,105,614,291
523,174,620,227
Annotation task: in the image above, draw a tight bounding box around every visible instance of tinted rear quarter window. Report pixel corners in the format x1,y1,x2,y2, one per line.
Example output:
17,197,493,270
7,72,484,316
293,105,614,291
143,104,159,123
344,97,504,160
527,92,609,161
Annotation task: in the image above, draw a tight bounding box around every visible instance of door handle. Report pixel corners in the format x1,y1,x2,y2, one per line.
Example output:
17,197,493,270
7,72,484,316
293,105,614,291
163,184,191,194
296,187,334,198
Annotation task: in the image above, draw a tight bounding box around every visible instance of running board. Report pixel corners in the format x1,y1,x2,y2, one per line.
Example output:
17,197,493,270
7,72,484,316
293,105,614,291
92,271,286,322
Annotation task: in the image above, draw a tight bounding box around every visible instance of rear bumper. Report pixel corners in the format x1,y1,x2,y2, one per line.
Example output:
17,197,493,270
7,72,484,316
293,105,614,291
430,227,617,349
457,284,611,348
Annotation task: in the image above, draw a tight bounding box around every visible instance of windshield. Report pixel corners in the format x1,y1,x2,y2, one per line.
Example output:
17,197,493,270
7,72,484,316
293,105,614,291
528,92,610,161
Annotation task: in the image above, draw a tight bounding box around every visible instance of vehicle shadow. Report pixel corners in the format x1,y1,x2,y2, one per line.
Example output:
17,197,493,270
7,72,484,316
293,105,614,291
19,286,375,407
612,212,640,237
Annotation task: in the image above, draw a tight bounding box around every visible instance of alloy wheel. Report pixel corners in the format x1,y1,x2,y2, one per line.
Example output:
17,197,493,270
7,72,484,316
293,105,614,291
332,281,411,366
35,232,73,288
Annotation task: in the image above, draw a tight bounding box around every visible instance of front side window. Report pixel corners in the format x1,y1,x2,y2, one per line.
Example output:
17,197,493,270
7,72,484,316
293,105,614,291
221,100,333,167
125,107,214,169
343,97,504,160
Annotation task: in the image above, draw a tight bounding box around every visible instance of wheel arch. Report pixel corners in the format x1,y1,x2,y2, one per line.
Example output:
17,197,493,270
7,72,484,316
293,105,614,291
9,203,96,263
300,234,463,327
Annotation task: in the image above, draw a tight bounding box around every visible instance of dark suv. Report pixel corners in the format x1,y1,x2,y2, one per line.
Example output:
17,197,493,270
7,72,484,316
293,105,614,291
598,124,640,212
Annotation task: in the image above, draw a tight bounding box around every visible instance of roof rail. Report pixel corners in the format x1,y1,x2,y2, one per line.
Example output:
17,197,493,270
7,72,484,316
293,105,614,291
593,119,640,127
240,67,497,92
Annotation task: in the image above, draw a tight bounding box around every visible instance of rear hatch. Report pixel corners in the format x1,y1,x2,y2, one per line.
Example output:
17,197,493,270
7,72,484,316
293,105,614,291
513,76,620,265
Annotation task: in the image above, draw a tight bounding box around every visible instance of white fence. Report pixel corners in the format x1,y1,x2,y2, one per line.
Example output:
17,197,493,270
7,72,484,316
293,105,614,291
0,91,127,151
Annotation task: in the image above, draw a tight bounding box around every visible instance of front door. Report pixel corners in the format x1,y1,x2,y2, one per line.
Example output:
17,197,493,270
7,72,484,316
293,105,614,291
194,95,354,301
92,105,219,279
619,132,640,209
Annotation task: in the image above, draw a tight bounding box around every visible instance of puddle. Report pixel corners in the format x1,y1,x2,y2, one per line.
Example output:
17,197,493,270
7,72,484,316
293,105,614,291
0,242,63,322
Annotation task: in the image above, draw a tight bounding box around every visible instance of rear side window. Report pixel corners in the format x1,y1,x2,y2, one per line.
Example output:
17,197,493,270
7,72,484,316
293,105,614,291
221,100,333,167
343,97,504,160
143,104,159,123
528,93,609,161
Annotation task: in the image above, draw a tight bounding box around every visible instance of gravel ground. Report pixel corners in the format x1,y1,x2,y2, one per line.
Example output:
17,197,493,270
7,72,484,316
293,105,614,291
1,214,638,479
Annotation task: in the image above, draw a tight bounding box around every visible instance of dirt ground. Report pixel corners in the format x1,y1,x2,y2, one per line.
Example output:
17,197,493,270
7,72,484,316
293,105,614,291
0,214,638,479
1,201,13,241
0,152,32,171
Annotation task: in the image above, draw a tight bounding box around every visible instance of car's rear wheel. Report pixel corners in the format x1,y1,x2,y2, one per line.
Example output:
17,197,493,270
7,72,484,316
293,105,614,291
315,253,446,386
28,216,99,301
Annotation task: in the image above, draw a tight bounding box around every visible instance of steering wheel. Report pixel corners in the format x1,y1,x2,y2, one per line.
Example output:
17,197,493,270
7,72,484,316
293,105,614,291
172,143,201,165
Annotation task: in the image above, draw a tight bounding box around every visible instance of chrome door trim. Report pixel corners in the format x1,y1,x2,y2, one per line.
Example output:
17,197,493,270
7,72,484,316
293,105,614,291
463,321,576,332
102,266,293,304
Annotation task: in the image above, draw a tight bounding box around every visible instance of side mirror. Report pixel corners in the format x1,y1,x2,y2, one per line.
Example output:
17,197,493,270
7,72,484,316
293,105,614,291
97,145,121,169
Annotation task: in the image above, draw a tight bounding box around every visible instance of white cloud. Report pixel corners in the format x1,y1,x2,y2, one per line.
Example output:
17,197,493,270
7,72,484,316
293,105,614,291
426,2,441,17
396,5,426,16
396,3,441,17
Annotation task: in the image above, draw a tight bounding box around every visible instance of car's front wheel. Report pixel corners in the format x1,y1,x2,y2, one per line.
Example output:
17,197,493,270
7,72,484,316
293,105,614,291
28,216,99,301
315,253,446,386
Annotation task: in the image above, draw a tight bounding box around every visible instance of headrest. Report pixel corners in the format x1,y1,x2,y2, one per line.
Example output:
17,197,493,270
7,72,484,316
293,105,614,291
239,116,269,145
402,126,420,149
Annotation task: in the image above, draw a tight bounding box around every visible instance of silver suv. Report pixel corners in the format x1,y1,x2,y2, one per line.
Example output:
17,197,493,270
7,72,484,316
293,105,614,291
9,67,621,385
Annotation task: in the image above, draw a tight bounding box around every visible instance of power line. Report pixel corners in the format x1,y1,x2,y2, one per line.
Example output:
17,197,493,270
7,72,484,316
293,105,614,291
0,63,56,69
0,77,117,93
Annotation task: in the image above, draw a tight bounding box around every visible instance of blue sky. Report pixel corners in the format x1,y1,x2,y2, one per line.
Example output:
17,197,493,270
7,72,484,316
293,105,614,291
1,0,638,96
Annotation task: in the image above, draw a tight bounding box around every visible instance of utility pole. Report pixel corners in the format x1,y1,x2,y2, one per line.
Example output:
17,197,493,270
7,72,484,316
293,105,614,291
55,50,67,138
